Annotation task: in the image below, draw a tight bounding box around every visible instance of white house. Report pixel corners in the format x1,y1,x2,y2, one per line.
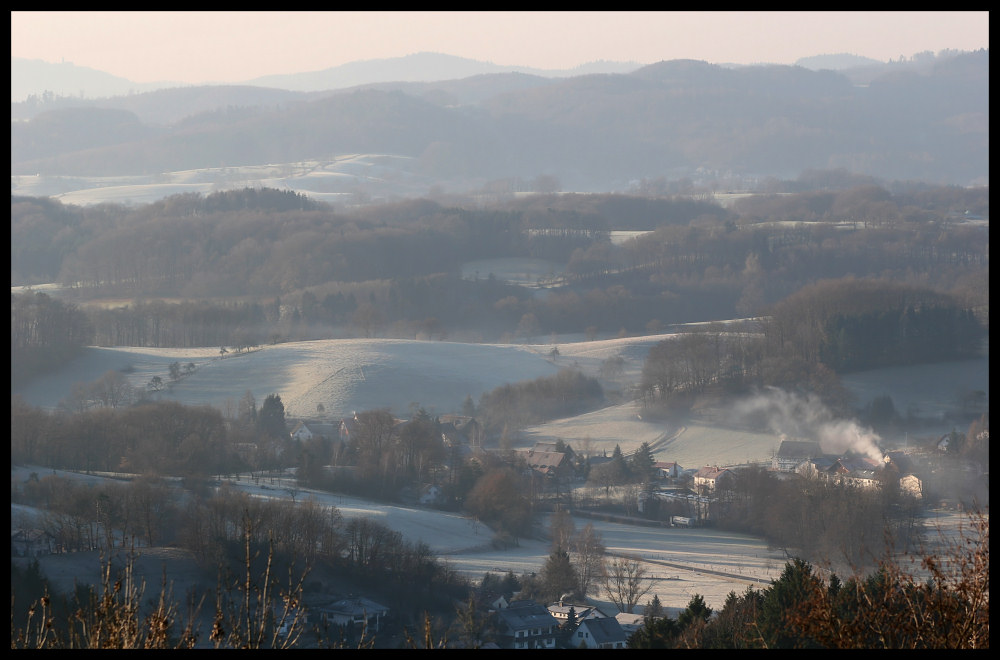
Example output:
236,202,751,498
653,461,683,480
693,466,734,494
289,421,314,441
573,616,628,649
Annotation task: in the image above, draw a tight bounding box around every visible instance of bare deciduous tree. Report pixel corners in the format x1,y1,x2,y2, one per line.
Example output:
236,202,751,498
603,555,653,613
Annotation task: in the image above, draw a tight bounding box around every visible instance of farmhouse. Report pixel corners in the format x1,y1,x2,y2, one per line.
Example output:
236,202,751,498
494,600,560,649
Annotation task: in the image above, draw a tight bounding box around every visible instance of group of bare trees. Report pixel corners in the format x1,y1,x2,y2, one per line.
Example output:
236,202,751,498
11,291,92,386
638,277,984,416
518,508,649,615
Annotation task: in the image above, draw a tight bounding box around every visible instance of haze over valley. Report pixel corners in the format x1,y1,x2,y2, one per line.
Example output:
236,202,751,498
11,13,988,649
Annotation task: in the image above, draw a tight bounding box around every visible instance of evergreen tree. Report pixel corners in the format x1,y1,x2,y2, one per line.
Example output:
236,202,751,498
757,558,824,649
677,593,713,629
630,441,656,483
644,594,664,621
257,393,286,439
540,547,580,603
628,615,680,648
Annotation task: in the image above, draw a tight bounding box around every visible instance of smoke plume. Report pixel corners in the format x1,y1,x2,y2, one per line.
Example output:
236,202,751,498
733,386,884,463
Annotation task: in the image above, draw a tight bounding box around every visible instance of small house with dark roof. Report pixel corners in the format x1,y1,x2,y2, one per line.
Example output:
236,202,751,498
574,616,628,649
494,600,560,649
317,596,389,633
518,448,575,482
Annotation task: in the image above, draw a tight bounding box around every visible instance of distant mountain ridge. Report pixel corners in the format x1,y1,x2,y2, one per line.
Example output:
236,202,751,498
11,52,642,103
11,57,186,102
10,49,989,195
794,53,884,70
242,51,643,91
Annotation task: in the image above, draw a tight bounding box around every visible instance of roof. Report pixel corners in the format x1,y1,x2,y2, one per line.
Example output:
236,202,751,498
546,602,601,620
579,616,627,644
833,456,881,474
324,596,389,617
497,600,558,631
694,466,731,479
531,441,575,456
519,449,573,474
777,440,823,458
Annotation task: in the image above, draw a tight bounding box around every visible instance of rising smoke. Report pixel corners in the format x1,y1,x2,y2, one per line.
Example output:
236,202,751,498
733,386,885,463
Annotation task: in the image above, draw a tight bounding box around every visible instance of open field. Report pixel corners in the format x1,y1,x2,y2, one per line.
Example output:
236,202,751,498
13,333,986,459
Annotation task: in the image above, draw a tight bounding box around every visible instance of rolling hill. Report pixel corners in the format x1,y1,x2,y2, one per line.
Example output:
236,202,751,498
12,332,988,468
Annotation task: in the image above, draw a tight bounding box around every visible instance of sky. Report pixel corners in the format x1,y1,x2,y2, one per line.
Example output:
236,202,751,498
11,11,990,85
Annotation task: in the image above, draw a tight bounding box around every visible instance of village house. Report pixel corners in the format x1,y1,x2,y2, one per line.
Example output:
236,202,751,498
827,456,883,489
438,414,484,450
573,616,629,649
693,465,734,495
795,455,839,479
517,446,576,483
316,596,390,633
546,597,605,625
773,439,823,472
11,528,55,557
653,461,683,480
494,600,560,649
289,421,314,442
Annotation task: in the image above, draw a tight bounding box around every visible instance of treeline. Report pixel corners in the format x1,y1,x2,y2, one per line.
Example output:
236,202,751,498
10,182,988,383
763,278,985,371
10,474,471,639
11,397,241,475
640,278,985,412
711,465,922,568
11,292,93,387
627,521,989,650
11,191,527,297
477,368,605,436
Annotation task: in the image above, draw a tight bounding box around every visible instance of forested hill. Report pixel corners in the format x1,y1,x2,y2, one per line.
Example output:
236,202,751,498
11,181,988,390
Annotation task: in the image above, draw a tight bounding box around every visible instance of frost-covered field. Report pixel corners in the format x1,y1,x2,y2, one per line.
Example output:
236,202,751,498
12,333,674,421
11,154,427,207
13,334,988,463
11,333,987,613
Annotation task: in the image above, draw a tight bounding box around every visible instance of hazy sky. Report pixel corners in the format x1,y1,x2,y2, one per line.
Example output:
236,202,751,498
11,11,990,85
